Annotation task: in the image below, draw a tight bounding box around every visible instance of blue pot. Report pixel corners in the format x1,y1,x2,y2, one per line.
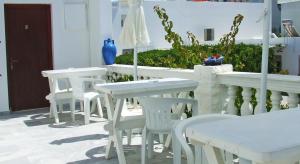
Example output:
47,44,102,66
102,38,117,65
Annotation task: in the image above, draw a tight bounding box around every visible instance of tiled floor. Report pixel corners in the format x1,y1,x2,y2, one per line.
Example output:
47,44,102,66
0,108,179,164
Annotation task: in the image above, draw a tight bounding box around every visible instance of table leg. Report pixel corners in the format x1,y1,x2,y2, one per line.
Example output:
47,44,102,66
104,98,126,164
105,132,114,159
113,99,126,164
104,94,114,120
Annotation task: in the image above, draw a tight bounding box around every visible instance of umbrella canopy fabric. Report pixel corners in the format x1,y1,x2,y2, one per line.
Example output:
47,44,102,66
119,0,150,81
119,0,150,49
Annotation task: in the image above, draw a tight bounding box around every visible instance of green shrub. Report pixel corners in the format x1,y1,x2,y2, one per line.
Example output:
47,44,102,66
116,44,279,73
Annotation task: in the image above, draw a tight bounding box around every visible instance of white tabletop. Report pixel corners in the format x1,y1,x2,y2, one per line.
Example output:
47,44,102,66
94,78,198,98
186,109,300,163
42,67,107,78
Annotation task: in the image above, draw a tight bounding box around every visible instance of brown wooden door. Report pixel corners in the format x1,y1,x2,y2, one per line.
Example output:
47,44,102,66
5,4,53,111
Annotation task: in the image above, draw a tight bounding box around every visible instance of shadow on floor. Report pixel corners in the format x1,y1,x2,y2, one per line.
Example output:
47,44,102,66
23,112,106,128
0,108,49,121
50,134,108,145
68,144,176,164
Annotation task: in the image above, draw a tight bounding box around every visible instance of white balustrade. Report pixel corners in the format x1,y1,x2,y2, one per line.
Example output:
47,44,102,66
226,85,238,115
288,93,298,108
254,88,261,114
241,87,253,116
270,91,282,111
106,64,300,116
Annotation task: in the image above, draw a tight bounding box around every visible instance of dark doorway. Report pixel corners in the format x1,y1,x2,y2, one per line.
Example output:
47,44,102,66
5,4,53,111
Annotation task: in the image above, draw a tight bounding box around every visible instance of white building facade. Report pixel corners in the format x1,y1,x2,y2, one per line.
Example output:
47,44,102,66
0,0,113,112
113,0,265,54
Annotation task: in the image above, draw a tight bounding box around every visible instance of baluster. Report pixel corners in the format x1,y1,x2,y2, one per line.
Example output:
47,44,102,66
270,91,282,111
112,72,117,80
241,87,253,116
254,89,261,114
288,93,299,108
226,85,237,115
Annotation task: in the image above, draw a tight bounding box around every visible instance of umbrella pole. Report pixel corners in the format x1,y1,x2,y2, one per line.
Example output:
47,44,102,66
259,0,271,114
133,47,138,81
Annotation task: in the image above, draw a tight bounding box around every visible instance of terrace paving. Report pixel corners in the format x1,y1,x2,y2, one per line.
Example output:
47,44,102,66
0,108,181,164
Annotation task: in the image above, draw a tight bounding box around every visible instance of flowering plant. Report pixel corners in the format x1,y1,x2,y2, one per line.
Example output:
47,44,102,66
204,54,224,66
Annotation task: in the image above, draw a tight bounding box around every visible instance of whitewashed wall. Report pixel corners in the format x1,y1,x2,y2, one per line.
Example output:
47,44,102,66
0,0,112,112
281,37,300,75
280,1,300,35
0,2,9,113
113,1,264,54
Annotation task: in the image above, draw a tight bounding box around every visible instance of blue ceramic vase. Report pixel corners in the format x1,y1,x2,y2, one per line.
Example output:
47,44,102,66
102,39,117,65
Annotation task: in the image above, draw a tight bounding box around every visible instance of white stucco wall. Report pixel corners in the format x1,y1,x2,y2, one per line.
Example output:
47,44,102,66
281,1,300,35
113,1,264,54
0,2,9,112
89,0,113,67
281,38,300,75
0,0,112,112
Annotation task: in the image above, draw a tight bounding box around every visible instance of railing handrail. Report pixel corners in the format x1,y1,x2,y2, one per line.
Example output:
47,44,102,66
106,64,195,80
217,72,300,93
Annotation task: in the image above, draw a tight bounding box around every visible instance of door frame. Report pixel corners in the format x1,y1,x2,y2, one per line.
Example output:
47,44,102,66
4,4,53,111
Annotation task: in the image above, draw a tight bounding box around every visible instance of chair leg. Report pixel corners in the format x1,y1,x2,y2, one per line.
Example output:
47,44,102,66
80,101,84,112
84,98,91,125
159,134,164,143
126,129,132,145
195,144,204,164
59,102,63,113
164,134,172,148
91,99,96,114
50,99,59,124
49,103,54,119
147,132,153,159
70,99,76,122
96,97,103,118
142,127,147,164
172,131,182,164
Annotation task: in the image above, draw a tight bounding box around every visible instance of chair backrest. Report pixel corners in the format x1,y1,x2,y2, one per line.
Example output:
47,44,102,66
69,76,85,99
138,97,197,132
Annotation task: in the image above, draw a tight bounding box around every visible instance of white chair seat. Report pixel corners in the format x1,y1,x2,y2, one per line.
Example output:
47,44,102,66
104,115,145,132
69,76,105,125
74,91,102,100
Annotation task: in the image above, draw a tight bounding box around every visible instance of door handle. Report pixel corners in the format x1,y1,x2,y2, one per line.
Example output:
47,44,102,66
10,59,19,70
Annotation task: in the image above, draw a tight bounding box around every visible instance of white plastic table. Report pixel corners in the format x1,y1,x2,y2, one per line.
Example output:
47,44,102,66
186,109,300,164
42,67,107,123
94,78,199,164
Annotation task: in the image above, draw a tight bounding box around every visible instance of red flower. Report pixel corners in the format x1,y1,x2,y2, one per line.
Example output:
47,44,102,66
212,54,220,59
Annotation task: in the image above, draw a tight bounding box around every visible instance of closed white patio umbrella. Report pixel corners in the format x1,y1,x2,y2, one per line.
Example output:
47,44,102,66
119,0,150,80
259,0,272,113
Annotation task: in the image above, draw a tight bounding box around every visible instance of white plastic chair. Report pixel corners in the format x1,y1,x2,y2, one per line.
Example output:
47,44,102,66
47,78,73,122
138,97,198,164
69,75,105,125
172,114,238,164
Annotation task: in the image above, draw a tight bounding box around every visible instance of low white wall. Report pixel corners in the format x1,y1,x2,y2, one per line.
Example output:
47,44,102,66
0,0,112,112
113,1,264,54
